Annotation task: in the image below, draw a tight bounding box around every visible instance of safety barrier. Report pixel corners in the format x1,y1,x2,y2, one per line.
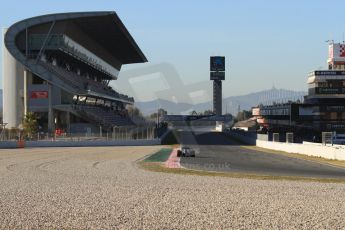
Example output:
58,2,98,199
256,140,345,161
0,139,160,149
227,130,345,161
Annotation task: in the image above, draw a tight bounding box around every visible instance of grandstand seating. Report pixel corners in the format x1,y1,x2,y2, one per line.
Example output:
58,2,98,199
40,61,84,92
39,61,134,103
73,104,135,128
40,60,136,129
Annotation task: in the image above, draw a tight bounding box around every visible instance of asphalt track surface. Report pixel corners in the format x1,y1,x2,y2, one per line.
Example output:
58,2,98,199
178,131,345,179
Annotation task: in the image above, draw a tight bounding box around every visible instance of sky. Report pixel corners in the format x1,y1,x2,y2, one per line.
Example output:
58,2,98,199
1,0,345,103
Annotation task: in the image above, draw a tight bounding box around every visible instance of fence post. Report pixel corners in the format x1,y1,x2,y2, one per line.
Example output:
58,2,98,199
322,132,332,145
286,133,293,143
273,133,279,142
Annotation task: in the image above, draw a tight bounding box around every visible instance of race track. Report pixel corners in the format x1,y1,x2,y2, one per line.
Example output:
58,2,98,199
178,131,345,179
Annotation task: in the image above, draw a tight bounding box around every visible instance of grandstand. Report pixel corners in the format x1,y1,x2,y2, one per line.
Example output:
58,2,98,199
3,12,147,133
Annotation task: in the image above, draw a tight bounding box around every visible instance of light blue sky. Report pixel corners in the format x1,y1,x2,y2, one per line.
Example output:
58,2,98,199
1,0,344,103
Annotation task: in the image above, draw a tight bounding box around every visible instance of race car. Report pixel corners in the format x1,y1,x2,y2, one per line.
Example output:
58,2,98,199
177,146,196,157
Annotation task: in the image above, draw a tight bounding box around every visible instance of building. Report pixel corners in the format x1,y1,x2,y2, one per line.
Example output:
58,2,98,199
2,12,147,133
252,42,345,137
232,118,257,132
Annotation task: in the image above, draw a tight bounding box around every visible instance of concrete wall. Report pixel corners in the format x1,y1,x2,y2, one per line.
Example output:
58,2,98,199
228,130,345,161
226,131,257,145
0,139,161,149
2,28,25,128
256,140,345,161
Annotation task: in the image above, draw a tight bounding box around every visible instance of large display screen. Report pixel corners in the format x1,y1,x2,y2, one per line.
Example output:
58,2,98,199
210,56,225,71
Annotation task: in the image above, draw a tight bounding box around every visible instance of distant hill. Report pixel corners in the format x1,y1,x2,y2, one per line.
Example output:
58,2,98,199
0,88,305,116
135,99,192,116
136,88,306,115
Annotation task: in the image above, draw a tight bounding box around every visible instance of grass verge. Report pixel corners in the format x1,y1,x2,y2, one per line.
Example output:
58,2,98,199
138,161,345,184
143,148,173,162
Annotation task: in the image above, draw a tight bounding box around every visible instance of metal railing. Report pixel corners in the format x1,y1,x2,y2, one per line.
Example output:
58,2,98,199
0,126,159,142
29,34,119,79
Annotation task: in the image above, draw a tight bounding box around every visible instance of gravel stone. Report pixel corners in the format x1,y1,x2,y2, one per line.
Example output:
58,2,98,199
0,146,345,229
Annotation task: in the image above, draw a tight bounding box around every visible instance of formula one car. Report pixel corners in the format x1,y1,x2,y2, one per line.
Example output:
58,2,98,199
177,146,196,157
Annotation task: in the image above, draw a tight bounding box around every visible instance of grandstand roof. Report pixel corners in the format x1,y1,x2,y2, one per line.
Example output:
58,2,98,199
5,11,147,65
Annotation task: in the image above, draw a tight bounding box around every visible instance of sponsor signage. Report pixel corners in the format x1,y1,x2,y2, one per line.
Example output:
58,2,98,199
326,124,345,129
312,71,345,76
329,43,345,59
161,115,232,122
325,105,345,111
315,87,345,94
210,56,225,72
30,91,48,99
260,108,289,116
252,107,260,116
210,71,225,80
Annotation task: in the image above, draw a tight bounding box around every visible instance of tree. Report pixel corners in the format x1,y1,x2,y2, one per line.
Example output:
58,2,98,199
127,106,143,117
189,110,198,115
23,112,38,139
202,110,214,115
149,108,167,119
158,108,167,116
236,110,251,122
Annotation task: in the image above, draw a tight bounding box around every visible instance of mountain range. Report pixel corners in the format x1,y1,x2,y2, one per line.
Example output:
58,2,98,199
135,88,306,115
0,88,306,116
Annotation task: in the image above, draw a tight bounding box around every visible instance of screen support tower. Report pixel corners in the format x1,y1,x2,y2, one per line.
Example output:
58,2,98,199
213,80,222,115
210,56,225,116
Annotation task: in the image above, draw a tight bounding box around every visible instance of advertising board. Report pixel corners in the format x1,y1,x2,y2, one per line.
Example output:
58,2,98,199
210,71,225,80
30,91,48,99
